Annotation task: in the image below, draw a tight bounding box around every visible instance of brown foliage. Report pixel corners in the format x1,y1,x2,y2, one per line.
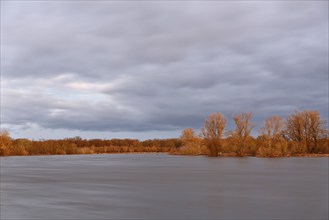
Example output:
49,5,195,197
1,110,328,157
232,112,255,156
175,128,205,155
201,113,227,157
180,128,197,145
258,116,286,155
286,110,327,153
0,130,12,156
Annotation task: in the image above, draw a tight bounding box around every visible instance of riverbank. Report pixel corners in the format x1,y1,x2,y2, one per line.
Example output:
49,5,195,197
1,152,328,158
290,153,329,157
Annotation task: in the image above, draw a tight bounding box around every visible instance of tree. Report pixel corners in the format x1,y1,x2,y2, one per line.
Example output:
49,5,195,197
201,113,227,157
177,128,204,155
259,116,286,156
286,110,327,153
0,130,12,156
180,128,197,145
232,112,255,156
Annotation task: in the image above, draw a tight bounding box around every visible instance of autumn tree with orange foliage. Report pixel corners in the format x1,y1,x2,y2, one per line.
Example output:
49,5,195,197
258,116,287,156
0,130,12,156
1,110,328,157
286,110,327,153
201,113,227,157
232,112,255,156
176,128,204,155
180,128,197,145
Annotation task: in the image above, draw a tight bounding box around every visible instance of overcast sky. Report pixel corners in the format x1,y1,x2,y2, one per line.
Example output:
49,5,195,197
1,1,328,140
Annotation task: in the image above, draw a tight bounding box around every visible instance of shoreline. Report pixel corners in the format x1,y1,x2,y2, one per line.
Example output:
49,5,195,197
287,153,329,157
1,152,328,158
0,152,165,157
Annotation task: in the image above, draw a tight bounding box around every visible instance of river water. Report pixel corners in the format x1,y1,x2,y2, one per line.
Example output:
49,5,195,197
0,154,328,219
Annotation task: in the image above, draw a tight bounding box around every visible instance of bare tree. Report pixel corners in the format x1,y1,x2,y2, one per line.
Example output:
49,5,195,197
201,113,227,157
307,111,328,152
286,110,327,153
232,112,255,156
259,116,285,153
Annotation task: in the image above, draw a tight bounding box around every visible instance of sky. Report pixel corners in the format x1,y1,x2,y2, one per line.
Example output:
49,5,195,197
1,1,328,140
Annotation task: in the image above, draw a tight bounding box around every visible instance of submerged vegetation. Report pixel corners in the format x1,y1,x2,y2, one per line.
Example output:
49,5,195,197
1,110,328,157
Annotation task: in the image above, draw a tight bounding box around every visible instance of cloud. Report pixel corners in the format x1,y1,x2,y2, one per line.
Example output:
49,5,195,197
1,1,328,139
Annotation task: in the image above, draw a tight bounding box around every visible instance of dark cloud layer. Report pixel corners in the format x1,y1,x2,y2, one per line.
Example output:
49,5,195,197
1,1,328,138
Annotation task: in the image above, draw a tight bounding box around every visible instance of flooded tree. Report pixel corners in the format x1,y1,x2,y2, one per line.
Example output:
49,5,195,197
201,113,227,157
232,112,255,156
258,116,286,156
286,110,327,153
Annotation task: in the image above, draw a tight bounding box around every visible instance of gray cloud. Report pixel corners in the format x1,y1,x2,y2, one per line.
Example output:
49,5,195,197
1,1,328,139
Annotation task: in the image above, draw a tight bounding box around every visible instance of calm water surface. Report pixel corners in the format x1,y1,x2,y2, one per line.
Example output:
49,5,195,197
1,154,328,219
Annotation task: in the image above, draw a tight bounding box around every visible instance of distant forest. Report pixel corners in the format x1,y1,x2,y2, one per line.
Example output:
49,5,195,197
1,110,328,157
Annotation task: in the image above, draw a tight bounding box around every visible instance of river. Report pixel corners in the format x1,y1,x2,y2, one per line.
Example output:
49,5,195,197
1,154,328,219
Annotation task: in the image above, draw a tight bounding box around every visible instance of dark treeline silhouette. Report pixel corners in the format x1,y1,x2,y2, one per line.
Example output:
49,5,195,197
1,110,328,157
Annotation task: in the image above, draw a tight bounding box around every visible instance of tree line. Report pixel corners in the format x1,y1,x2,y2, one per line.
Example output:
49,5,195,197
178,110,328,157
0,110,328,157
0,135,180,156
